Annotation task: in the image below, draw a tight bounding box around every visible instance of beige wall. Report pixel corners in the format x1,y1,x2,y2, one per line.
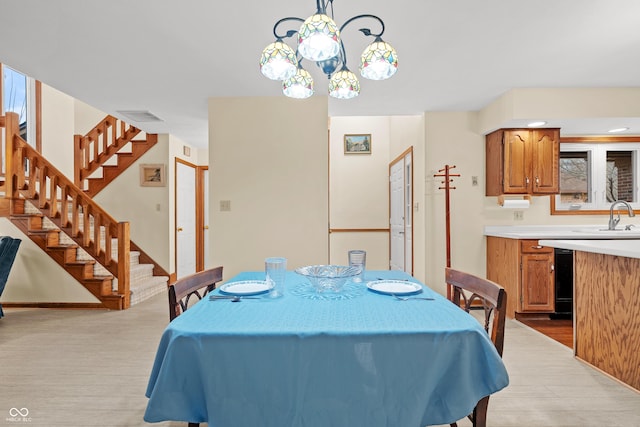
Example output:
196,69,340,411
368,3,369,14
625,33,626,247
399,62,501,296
478,87,640,134
41,84,75,178
209,96,329,280
74,99,107,135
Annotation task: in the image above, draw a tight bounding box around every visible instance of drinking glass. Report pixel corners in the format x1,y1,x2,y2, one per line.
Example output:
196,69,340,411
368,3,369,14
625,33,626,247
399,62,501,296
348,250,366,282
265,257,287,297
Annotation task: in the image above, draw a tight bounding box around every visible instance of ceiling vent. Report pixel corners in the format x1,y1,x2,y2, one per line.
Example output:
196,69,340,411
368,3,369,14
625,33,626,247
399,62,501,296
116,110,163,123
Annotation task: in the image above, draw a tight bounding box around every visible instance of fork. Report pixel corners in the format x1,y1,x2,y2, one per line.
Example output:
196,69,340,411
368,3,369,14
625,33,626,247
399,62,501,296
392,294,435,301
209,295,260,301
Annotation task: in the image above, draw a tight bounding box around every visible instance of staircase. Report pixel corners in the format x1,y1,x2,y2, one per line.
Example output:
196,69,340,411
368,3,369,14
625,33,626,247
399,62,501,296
9,199,124,309
2,112,169,309
74,115,159,197
9,199,168,309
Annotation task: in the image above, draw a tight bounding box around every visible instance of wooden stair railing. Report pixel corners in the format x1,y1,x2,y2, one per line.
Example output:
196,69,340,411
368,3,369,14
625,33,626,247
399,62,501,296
5,112,131,307
74,115,158,197
5,112,133,308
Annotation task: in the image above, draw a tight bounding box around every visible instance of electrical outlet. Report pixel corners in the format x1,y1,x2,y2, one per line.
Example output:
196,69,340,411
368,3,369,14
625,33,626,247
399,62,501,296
514,211,524,220
471,176,478,186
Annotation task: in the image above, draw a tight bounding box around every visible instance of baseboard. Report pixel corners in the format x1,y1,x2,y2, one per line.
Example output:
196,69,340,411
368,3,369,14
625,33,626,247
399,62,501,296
1,302,107,310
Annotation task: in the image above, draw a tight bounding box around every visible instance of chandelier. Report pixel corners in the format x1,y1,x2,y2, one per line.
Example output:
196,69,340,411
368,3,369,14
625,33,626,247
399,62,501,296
259,0,398,100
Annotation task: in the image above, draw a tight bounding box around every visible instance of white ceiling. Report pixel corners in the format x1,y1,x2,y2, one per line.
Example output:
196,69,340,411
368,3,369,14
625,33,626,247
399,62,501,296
1,0,640,148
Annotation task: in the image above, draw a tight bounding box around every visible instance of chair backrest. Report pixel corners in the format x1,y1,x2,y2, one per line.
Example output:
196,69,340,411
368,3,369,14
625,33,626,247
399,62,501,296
445,267,506,356
168,266,223,321
0,236,22,318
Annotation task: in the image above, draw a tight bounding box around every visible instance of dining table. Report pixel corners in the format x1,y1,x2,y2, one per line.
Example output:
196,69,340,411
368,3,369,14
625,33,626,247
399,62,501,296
144,270,509,427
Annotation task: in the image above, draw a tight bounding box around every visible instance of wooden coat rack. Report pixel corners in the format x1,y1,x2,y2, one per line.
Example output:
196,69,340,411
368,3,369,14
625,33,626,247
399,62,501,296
434,165,460,299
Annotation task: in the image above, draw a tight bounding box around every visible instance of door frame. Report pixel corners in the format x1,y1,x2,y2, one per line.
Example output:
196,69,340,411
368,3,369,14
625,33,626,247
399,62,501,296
388,146,414,274
196,165,208,271
174,158,207,277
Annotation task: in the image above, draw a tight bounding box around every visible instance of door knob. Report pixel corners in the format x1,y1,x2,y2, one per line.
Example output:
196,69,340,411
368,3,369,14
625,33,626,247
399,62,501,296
177,227,183,232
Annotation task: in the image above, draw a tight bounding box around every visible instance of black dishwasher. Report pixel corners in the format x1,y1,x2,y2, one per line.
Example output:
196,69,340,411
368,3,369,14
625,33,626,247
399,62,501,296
551,248,573,319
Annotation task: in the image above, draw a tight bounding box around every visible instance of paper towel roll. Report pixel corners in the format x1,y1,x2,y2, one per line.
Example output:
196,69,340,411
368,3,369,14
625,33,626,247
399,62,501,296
501,199,530,209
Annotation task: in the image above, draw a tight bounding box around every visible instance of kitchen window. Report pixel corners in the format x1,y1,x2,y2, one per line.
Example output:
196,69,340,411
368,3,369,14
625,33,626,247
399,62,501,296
551,138,640,214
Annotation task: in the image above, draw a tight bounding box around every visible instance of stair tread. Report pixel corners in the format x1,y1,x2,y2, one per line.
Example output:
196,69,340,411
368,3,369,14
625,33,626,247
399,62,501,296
28,229,60,234
84,275,114,282
47,244,79,249
66,260,96,265
10,213,44,218
131,275,169,285
130,263,154,271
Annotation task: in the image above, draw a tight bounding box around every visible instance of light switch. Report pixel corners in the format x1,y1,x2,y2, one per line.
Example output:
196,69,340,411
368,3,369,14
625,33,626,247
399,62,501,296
220,200,231,211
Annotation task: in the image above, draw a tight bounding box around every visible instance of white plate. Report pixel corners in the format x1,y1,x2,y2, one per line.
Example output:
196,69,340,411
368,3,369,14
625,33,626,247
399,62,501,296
366,280,423,296
219,280,273,296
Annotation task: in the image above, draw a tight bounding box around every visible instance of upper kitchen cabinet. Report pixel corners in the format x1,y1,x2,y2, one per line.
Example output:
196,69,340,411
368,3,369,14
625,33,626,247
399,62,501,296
486,128,560,196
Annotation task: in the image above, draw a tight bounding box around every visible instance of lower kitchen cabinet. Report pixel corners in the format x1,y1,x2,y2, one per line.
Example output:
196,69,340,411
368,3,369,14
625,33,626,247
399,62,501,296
486,236,555,318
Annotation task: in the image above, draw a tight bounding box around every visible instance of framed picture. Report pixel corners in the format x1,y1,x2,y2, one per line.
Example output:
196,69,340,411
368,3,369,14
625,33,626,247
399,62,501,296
139,164,166,187
344,134,371,154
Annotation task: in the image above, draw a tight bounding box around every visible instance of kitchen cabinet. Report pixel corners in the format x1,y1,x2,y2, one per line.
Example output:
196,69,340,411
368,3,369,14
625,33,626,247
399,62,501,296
485,128,560,196
486,236,555,317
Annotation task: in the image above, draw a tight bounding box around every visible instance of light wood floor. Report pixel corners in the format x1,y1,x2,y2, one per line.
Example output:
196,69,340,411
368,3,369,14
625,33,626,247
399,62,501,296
1,293,639,427
517,317,574,348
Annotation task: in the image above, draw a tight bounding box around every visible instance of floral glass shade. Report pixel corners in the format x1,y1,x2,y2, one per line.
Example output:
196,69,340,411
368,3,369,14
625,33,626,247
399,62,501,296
360,40,398,81
297,14,341,62
328,69,360,99
283,68,314,99
259,41,298,81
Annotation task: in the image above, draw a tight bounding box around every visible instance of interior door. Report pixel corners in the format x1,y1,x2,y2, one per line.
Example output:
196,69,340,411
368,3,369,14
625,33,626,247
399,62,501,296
176,159,197,278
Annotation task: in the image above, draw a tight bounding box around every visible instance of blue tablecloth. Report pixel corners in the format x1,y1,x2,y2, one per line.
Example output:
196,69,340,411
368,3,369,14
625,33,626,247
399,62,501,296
145,270,508,426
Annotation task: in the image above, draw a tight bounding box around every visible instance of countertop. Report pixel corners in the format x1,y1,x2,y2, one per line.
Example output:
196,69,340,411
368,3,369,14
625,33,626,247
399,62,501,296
484,225,640,259
538,239,640,259
484,225,640,239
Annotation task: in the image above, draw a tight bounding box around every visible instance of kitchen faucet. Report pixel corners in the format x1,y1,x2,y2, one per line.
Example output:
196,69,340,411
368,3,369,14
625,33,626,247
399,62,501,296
608,200,635,230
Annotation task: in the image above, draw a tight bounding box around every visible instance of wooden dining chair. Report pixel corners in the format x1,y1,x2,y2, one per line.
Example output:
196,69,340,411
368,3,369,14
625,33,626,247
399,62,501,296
445,267,507,427
168,266,223,322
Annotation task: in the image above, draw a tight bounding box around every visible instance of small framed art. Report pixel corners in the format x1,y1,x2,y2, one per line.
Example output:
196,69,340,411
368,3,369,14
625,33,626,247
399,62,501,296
139,164,166,187
344,134,371,154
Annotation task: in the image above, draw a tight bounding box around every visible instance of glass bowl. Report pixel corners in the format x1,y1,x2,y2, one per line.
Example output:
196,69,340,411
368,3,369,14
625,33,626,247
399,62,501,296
295,265,362,293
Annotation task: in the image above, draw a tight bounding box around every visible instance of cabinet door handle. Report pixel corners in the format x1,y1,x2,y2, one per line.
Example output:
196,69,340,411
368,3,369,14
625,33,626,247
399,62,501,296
526,176,530,185
535,176,540,185
531,245,543,249
551,264,555,272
